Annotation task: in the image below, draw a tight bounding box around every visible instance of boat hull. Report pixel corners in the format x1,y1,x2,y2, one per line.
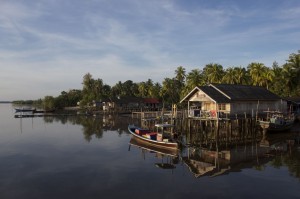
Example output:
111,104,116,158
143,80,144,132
15,108,36,112
259,120,294,133
267,122,294,133
128,125,178,149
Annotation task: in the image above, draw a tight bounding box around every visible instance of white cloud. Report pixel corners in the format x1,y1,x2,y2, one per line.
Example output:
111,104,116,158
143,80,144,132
1,0,300,100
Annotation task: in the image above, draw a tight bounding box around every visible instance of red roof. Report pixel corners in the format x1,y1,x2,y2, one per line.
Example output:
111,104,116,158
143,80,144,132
143,98,159,103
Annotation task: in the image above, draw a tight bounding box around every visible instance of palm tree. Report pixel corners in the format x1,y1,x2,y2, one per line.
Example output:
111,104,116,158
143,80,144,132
174,66,186,100
183,69,204,96
262,67,274,89
175,66,186,85
203,63,224,84
282,63,298,96
151,82,162,99
286,50,300,93
269,62,285,95
138,82,147,98
160,78,176,105
233,67,248,84
111,81,123,98
247,62,267,86
222,67,236,84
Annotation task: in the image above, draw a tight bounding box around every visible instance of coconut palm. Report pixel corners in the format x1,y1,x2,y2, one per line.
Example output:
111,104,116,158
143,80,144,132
286,50,300,93
203,63,224,84
282,63,298,97
247,62,267,86
262,67,274,89
138,82,147,98
161,78,177,105
183,69,204,96
222,67,236,84
175,66,186,85
233,67,248,84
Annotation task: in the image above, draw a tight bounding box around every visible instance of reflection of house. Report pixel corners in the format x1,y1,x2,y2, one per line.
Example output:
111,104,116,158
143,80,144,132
180,84,285,118
183,145,272,178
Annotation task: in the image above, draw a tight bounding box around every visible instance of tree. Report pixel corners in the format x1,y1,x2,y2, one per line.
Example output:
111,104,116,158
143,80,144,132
222,67,236,84
203,63,224,84
161,78,177,106
185,69,204,89
43,96,55,110
286,50,300,95
247,62,267,86
138,81,147,98
269,62,285,96
175,66,186,85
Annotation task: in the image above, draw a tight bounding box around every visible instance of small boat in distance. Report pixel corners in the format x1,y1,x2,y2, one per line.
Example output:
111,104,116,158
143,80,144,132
15,107,36,112
128,123,179,150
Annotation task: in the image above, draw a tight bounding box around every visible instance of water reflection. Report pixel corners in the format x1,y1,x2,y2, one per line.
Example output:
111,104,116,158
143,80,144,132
128,125,300,180
128,137,179,171
41,113,139,141
14,110,300,180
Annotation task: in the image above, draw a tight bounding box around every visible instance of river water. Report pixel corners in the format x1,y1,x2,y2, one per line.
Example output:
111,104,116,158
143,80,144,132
0,103,300,199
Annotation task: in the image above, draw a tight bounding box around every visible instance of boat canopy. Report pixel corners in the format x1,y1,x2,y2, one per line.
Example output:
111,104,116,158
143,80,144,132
155,124,174,128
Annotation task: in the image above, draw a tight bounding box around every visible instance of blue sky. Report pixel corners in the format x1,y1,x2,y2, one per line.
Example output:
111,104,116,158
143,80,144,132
1,0,299,101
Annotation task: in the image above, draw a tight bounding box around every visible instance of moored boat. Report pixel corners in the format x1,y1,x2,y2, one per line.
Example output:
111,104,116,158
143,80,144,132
128,123,179,150
258,111,294,133
15,107,36,112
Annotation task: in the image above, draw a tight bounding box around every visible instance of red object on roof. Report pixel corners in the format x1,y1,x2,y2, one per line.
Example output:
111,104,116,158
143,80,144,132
143,98,159,103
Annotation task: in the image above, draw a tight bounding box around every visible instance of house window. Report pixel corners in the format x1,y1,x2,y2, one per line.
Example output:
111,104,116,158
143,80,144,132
218,104,226,111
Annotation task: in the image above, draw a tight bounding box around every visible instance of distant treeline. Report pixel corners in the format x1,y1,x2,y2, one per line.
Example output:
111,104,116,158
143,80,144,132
14,50,300,110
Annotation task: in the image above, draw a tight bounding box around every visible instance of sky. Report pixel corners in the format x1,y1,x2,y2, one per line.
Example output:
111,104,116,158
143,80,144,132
1,0,300,101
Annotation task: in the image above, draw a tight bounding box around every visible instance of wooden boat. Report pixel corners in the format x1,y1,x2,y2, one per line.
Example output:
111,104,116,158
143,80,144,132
33,109,55,113
258,111,294,133
15,107,36,112
128,123,179,150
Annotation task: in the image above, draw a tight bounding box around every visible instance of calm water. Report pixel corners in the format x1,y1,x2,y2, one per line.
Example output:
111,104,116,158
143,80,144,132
0,103,300,199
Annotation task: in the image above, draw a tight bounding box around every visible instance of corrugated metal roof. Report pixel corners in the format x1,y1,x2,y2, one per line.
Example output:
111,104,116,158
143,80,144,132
211,84,280,101
180,84,281,103
200,86,231,103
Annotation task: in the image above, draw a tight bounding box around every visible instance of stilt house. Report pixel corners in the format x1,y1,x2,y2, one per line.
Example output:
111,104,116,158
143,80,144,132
180,84,286,118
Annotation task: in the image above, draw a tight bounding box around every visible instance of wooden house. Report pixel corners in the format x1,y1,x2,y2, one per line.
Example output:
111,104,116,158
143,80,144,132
102,97,161,112
142,98,160,110
180,84,286,118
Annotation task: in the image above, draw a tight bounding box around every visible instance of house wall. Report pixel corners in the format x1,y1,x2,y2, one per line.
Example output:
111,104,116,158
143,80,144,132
230,100,287,115
189,90,213,102
187,89,287,117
